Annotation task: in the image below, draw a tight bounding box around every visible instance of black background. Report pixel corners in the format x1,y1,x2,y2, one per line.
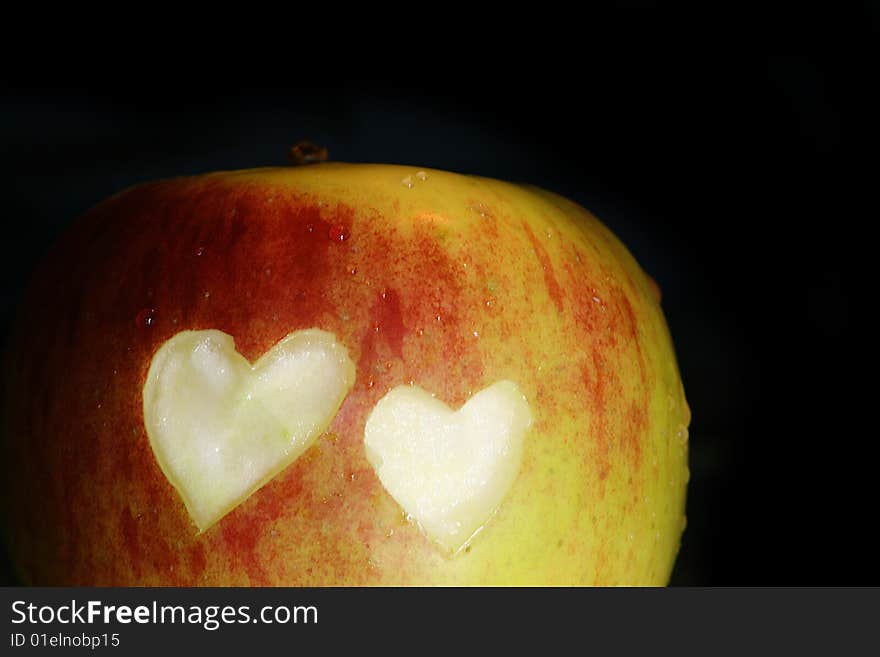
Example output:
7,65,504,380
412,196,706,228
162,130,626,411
1,27,876,585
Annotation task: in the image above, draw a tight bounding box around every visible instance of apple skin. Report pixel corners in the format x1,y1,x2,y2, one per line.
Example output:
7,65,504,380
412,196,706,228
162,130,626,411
1,163,689,585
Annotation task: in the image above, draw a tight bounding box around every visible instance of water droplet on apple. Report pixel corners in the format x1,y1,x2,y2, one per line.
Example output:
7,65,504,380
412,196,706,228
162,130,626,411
470,202,490,218
195,246,205,257
328,224,349,242
416,171,428,181
136,308,156,329
401,175,414,188
676,423,689,444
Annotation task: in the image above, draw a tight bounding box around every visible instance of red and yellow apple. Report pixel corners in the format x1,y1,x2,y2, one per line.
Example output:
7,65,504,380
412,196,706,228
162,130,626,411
1,163,689,585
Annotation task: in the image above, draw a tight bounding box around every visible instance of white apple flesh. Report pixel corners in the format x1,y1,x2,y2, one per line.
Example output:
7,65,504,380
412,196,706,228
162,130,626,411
364,381,533,553
143,328,356,532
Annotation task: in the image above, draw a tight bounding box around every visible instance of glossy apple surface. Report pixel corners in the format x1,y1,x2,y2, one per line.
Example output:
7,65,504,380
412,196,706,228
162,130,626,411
1,163,689,585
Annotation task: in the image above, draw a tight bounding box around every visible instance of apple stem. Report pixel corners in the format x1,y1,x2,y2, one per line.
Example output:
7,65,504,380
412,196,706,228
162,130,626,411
287,141,329,166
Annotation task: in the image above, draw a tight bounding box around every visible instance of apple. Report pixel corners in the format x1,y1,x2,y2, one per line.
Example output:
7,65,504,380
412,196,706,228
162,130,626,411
1,162,689,585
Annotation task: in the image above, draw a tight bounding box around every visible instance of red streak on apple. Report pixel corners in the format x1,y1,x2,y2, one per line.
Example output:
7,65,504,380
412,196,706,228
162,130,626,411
358,288,406,387
523,222,565,313
220,503,272,585
564,247,651,493
624,403,648,471
580,349,612,481
188,543,208,582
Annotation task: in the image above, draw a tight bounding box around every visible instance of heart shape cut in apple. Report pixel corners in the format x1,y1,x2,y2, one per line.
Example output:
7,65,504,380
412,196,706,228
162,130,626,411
364,381,533,553
143,328,355,532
